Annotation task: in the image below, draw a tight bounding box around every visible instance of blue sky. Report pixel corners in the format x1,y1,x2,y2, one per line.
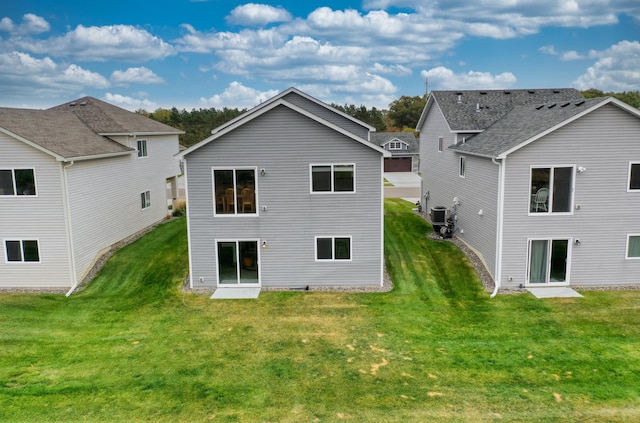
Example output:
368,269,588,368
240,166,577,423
1,0,638,111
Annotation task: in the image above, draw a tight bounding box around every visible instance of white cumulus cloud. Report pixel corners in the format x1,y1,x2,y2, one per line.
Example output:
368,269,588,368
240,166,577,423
20,24,175,62
572,40,640,91
0,13,50,35
200,81,280,109
103,93,158,111
226,3,292,26
421,66,517,90
111,67,165,85
0,51,109,101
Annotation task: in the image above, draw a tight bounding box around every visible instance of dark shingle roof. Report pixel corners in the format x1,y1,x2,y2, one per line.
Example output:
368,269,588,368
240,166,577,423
50,97,182,135
1,96,182,160
450,97,608,157
370,132,418,154
0,107,133,159
433,89,584,132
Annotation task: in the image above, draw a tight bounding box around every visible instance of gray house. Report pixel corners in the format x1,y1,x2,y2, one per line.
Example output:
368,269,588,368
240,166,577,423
1,97,182,293
371,132,419,172
417,89,640,294
178,88,390,290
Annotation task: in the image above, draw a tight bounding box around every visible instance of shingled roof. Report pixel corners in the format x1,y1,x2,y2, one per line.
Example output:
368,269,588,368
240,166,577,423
370,132,419,154
450,97,624,158
421,88,584,132
50,97,183,135
1,96,182,161
0,107,133,160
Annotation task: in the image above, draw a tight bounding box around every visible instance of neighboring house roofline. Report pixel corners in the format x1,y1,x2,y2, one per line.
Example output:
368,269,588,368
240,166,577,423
179,97,390,159
98,131,185,136
496,97,638,159
416,93,434,131
0,126,66,161
210,87,376,135
63,151,136,162
416,94,454,133
0,124,138,162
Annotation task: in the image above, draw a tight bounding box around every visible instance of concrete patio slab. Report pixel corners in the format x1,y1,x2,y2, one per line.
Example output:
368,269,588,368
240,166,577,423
211,287,261,299
526,287,583,298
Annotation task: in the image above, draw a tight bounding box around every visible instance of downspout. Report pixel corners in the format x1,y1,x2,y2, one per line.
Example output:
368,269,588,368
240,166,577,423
491,157,505,298
62,161,78,297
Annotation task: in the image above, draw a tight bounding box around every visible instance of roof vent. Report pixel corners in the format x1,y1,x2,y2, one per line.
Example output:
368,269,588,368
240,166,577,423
69,102,77,107
561,102,571,108
504,90,511,94
535,105,544,110
548,103,556,109
528,90,535,94
476,103,480,112
575,100,585,106
79,101,87,106
553,90,560,93
480,91,487,95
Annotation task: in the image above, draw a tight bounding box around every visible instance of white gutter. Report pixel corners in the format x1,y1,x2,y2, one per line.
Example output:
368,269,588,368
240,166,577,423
490,157,505,298
63,161,79,297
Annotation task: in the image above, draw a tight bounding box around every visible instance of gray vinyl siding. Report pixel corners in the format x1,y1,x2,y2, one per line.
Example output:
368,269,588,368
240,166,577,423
500,104,640,288
419,104,498,274
282,92,370,140
186,105,383,288
66,134,180,281
0,135,71,287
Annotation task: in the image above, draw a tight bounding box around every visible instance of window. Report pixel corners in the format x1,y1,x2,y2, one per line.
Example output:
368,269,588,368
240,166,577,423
629,163,640,191
387,141,404,150
137,140,148,158
528,239,570,284
311,164,354,193
0,168,36,196
316,236,351,261
140,190,151,209
4,240,40,262
627,235,640,259
459,156,466,178
213,168,257,215
529,166,574,213
438,137,443,152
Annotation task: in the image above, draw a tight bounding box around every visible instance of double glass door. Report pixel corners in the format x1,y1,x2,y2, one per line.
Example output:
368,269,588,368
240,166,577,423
217,241,259,285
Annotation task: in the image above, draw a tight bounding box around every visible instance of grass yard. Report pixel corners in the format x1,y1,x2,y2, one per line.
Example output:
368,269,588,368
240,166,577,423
1,198,639,422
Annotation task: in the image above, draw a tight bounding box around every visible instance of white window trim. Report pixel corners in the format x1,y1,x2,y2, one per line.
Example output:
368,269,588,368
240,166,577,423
626,234,640,259
315,236,353,262
437,136,443,153
0,168,38,197
137,139,148,158
211,167,259,217
385,141,407,150
309,163,356,194
628,162,640,192
459,156,466,178
3,238,41,263
141,190,151,209
525,237,572,286
527,165,576,216
214,239,262,287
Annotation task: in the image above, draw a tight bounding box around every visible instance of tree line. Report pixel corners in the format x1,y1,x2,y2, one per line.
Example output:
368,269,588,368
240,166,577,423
139,89,638,147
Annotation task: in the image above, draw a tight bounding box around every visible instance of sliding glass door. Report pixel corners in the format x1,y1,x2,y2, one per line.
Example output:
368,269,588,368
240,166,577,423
217,241,260,285
528,239,570,285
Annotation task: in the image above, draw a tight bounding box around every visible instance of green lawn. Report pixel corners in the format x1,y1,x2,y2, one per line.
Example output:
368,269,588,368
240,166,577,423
1,198,639,422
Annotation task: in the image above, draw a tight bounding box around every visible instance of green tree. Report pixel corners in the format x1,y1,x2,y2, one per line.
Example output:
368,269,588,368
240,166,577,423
387,95,426,129
582,89,640,108
331,103,388,131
